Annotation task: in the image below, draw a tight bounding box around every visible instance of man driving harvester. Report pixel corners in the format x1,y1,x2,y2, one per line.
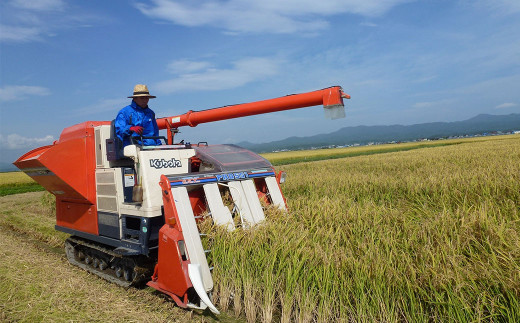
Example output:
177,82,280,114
115,84,162,147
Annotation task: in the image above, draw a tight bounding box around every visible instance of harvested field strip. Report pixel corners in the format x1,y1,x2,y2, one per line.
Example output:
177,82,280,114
0,227,187,323
0,192,242,323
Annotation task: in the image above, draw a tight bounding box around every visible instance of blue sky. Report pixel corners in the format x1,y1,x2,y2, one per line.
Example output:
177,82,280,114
1,0,519,165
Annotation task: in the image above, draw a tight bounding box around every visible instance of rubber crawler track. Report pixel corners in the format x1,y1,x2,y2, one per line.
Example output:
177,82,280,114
65,237,155,288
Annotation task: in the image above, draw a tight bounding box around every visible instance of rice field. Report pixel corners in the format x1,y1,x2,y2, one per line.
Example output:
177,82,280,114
261,135,509,166
0,171,34,184
203,135,520,322
0,171,44,196
1,135,519,322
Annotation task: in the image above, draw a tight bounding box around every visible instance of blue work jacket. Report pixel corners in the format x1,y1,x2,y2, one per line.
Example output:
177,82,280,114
115,100,162,147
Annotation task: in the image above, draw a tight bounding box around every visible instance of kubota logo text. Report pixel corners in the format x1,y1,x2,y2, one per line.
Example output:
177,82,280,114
150,158,182,169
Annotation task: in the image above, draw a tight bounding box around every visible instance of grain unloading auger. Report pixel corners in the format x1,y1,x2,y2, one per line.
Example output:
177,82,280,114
14,86,350,314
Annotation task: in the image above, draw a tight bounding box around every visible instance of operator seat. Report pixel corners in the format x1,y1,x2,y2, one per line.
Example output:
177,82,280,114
107,120,128,161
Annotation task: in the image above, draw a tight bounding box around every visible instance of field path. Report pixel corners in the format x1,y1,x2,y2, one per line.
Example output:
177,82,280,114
0,192,239,322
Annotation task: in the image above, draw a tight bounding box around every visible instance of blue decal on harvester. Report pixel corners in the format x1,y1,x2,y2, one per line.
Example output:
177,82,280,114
169,169,275,187
215,171,248,181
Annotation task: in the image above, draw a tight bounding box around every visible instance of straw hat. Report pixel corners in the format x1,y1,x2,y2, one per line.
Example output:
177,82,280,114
128,84,156,98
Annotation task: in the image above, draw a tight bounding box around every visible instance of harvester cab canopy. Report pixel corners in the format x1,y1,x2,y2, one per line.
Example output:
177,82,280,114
193,144,272,172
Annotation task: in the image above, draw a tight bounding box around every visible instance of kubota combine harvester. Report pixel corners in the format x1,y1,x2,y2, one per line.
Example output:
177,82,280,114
14,86,350,314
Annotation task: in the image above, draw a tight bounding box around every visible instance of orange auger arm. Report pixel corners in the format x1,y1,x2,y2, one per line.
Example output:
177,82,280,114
156,86,350,144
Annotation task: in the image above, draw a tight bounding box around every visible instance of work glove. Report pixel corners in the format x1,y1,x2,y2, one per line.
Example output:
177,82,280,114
129,126,144,135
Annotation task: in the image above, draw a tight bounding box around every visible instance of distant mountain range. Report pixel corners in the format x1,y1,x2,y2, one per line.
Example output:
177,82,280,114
237,113,520,153
2,113,519,172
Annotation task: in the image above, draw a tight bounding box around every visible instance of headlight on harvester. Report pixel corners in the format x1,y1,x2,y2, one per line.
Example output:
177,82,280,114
277,171,287,184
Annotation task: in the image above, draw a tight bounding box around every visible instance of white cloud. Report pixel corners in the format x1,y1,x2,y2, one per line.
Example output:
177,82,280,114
10,0,65,11
474,0,520,14
0,24,41,42
1,0,102,43
135,0,413,34
495,102,517,109
413,101,436,109
411,99,454,109
0,133,55,150
0,85,51,101
360,22,378,27
167,60,212,74
75,98,129,116
155,57,279,93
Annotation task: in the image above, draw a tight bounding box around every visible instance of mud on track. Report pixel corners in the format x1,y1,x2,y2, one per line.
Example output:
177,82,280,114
0,192,239,322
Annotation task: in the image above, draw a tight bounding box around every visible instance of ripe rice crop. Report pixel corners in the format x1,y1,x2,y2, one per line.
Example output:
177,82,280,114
0,171,33,185
203,135,520,322
0,171,43,196
262,136,506,166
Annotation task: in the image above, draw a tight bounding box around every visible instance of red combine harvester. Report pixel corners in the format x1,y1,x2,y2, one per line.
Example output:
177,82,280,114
14,86,350,314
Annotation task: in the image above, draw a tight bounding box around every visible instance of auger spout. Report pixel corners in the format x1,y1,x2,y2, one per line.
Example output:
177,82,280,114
156,86,350,131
